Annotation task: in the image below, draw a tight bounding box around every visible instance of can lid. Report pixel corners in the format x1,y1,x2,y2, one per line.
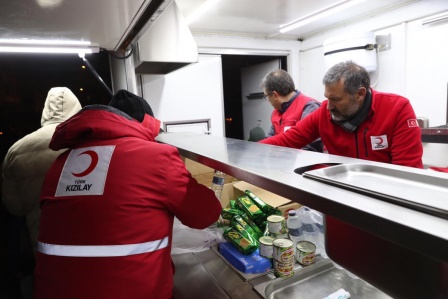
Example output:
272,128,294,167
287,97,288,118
259,236,275,245
267,215,284,222
273,238,293,248
297,240,316,252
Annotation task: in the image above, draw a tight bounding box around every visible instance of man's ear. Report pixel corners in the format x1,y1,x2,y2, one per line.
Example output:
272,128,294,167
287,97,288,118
357,87,367,101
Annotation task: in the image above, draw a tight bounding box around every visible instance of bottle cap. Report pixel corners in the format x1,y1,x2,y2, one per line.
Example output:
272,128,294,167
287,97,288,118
288,210,297,216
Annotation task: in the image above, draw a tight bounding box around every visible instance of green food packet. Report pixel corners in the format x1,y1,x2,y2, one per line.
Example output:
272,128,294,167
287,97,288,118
231,215,259,246
236,195,265,222
245,190,281,218
241,213,264,238
266,206,282,217
221,208,245,220
229,200,236,210
223,228,258,255
245,190,270,213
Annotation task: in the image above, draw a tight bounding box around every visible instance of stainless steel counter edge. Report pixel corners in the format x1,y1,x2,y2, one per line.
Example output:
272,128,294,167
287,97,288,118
156,133,448,261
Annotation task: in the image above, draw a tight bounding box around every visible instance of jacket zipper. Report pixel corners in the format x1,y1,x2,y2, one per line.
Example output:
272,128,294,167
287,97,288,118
363,128,369,157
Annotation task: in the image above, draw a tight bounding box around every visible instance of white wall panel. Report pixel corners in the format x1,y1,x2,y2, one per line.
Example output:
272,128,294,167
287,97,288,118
141,54,225,136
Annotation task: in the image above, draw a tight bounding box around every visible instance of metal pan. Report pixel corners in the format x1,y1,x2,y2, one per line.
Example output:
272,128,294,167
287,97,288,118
302,164,448,219
263,259,391,299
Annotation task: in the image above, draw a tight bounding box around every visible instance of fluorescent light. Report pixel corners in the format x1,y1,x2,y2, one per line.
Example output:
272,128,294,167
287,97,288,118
186,0,221,25
422,11,448,26
279,0,367,33
0,39,99,54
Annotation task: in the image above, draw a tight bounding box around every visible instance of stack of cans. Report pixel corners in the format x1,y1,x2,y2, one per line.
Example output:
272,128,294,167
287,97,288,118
272,238,295,278
259,214,318,278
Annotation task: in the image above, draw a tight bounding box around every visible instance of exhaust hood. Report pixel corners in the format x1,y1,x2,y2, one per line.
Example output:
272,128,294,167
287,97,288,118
134,1,198,74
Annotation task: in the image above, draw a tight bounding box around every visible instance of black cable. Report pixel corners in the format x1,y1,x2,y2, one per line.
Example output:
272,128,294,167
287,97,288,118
81,56,113,97
324,44,377,56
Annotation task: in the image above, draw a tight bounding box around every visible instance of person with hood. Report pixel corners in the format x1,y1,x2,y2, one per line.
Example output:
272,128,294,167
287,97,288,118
2,87,82,297
34,90,222,299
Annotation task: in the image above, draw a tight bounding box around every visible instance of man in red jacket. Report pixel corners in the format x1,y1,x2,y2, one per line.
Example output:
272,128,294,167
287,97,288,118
260,61,423,168
262,69,323,152
34,94,222,299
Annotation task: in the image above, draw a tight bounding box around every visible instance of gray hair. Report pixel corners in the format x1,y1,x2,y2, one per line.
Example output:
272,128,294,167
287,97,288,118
323,61,370,94
260,69,295,96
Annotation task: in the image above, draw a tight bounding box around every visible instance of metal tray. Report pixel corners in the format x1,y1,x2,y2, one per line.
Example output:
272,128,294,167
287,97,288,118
302,164,448,219
263,259,392,299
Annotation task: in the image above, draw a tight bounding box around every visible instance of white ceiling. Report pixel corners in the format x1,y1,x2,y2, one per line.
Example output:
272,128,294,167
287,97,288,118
0,0,151,50
0,0,446,51
176,0,418,40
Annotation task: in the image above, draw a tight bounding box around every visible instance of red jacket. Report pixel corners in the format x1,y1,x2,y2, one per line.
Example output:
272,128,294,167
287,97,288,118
271,93,318,135
34,106,222,299
261,89,423,168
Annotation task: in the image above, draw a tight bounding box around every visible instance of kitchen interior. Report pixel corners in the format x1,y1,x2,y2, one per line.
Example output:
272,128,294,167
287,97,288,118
2,0,448,298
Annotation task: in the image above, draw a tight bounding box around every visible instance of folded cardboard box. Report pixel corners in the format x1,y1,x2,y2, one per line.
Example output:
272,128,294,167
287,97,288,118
221,181,301,218
183,158,236,187
182,158,300,215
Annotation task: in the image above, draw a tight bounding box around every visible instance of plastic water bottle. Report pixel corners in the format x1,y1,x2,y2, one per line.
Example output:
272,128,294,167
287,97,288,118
300,207,319,252
286,210,302,254
211,170,226,201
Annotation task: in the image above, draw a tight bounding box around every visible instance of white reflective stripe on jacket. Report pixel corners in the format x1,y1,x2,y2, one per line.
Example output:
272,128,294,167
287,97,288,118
37,236,169,257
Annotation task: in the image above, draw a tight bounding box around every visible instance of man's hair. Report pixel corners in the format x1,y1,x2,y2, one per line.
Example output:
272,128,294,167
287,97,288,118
323,61,370,94
260,69,295,96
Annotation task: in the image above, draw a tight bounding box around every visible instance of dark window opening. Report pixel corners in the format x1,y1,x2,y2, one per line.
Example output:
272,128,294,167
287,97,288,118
221,55,287,139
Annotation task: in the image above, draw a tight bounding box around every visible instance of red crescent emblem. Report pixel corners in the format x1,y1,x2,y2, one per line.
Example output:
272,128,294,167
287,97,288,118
375,137,383,144
71,150,99,177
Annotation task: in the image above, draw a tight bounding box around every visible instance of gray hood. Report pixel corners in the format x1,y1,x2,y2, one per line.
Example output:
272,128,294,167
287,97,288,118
41,87,82,126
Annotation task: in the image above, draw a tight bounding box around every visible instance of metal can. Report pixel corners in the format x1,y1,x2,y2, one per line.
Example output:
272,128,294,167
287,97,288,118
273,259,295,278
259,236,275,258
296,240,316,265
267,215,287,235
273,238,294,262
270,232,289,239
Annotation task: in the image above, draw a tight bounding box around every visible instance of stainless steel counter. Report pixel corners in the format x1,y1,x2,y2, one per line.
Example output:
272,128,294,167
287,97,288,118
172,246,391,299
157,132,448,261
158,133,448,298
172,247,269,299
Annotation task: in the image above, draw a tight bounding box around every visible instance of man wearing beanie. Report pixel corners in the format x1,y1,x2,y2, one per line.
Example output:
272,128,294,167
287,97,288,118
109,89,154,121
34,90,221,298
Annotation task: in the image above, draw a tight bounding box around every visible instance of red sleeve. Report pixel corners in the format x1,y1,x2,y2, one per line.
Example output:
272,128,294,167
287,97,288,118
390,100,423,168
260,107,321,149
164,148,222,229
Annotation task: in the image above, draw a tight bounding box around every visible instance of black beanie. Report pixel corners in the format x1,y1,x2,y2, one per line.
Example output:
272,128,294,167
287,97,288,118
109,89,154,122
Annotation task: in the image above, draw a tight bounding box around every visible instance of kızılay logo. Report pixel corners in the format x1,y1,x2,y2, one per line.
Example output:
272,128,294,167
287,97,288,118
71,150,99,177
55,145,115,197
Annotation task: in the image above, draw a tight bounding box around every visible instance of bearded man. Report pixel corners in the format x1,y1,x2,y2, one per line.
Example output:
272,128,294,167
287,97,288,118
260,60,423,168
